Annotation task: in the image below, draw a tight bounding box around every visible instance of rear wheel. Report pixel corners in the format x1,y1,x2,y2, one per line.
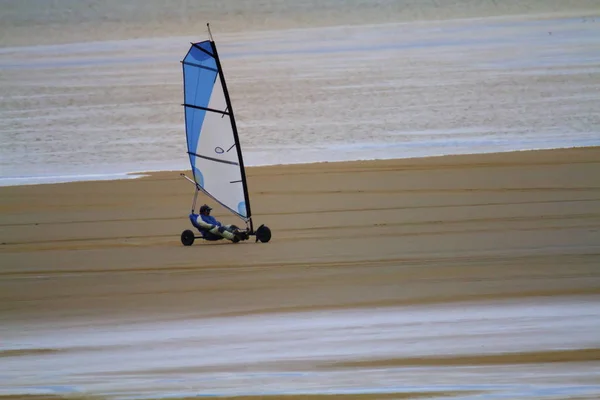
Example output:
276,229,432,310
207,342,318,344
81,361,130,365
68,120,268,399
255,224,271,243
181,229,195,246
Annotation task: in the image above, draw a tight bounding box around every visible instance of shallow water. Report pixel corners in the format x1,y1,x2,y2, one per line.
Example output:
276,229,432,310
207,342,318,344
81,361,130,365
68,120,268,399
3,296,600,398
1,12,600,185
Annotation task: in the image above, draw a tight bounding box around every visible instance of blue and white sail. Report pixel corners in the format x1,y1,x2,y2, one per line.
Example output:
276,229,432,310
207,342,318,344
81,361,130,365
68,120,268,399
182,40,251,219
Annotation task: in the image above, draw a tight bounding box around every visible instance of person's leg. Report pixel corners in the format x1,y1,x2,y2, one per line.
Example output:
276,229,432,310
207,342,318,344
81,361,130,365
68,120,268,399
195,217,239,242
209,225,238,241
224,225,249,240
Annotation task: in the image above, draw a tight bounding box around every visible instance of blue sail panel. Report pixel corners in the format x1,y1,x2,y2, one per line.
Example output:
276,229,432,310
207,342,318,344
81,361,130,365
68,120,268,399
183,41,218,165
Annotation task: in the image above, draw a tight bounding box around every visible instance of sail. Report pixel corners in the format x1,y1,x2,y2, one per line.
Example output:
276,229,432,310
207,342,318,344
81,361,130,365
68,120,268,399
182,40,251,219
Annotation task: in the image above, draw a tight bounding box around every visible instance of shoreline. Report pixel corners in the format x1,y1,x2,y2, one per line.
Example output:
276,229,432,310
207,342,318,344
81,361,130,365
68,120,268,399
2,145,598,188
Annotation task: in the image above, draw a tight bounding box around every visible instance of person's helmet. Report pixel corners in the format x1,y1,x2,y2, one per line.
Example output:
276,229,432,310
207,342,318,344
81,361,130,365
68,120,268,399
199,204,212,214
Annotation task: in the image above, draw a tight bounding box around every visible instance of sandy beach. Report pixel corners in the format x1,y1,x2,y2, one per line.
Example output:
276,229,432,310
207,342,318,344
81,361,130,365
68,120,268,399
1,147,599,398
1,0,599,397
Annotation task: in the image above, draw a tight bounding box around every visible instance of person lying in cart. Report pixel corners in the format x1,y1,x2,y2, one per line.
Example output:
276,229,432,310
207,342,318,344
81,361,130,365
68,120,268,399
193,204,249,243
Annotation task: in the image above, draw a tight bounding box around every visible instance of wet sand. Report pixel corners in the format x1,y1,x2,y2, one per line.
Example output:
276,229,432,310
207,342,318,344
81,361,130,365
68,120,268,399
3,0,599,47
1,147,600,399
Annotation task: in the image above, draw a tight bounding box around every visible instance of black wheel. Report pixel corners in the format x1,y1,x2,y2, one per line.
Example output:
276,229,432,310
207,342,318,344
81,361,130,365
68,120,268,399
181,229,195,246
255,224,271,243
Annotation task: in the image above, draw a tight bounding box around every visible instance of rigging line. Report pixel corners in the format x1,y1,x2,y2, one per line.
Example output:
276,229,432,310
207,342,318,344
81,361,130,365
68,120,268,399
188,151,239,166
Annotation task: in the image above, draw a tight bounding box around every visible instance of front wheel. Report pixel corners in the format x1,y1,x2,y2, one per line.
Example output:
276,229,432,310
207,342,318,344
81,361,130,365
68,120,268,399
181,229,195,246
255,224,271,243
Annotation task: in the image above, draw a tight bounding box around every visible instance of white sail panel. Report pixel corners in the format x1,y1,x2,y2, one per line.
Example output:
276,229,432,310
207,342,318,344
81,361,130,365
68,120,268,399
192,73,245,216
